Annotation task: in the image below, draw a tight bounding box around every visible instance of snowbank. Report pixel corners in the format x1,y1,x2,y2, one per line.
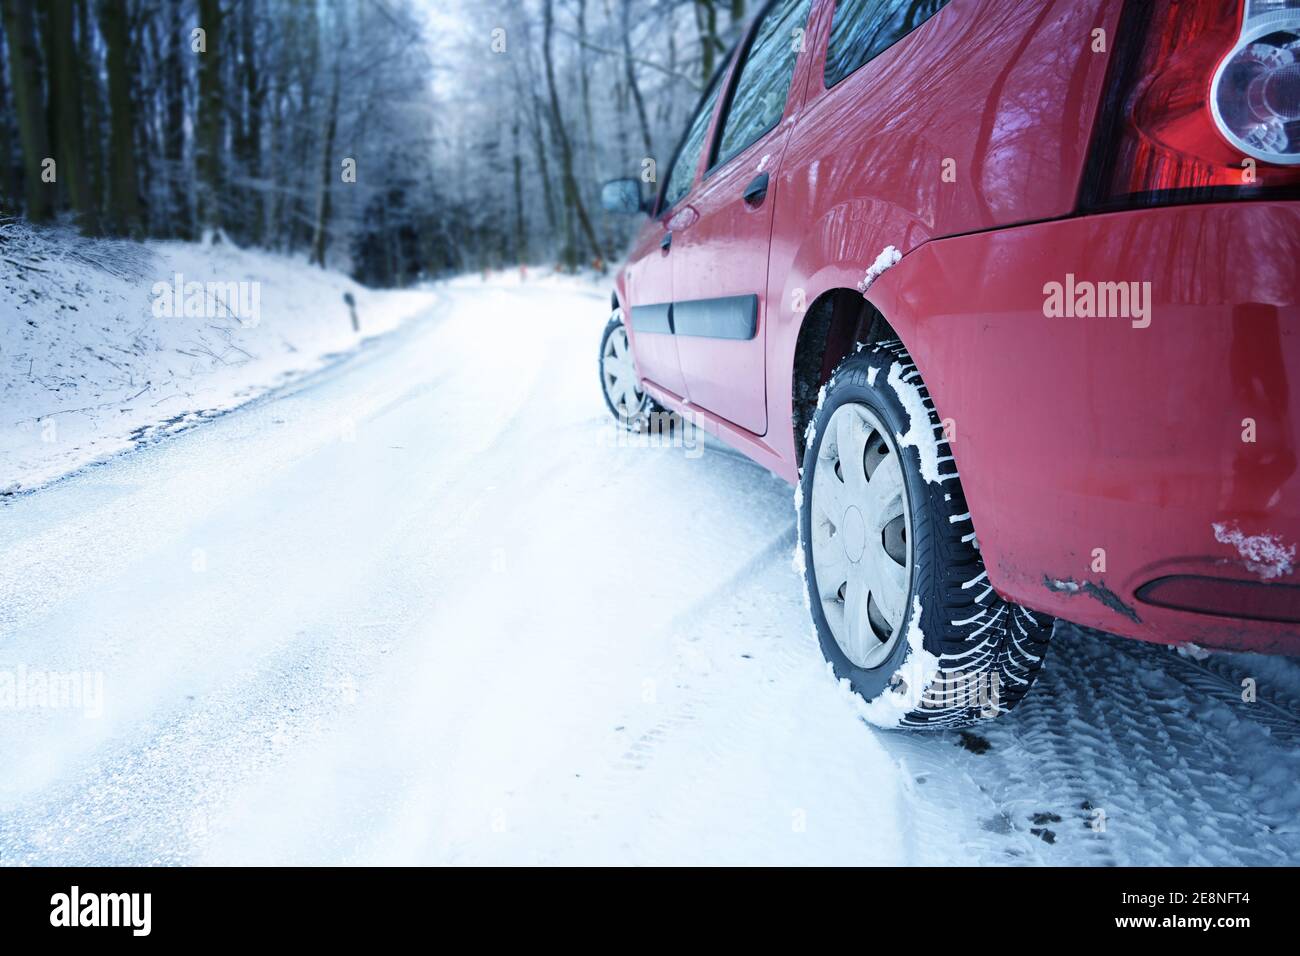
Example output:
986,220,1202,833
1,222,435,494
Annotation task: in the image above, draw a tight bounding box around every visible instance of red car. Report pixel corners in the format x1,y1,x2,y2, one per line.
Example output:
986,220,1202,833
599,0,1300,728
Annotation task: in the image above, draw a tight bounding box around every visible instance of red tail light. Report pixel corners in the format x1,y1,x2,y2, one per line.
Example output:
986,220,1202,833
1080,0,1300,211
1136,575,1300,624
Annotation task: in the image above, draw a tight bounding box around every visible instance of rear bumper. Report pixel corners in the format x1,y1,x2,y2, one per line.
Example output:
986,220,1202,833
877,201,1300,654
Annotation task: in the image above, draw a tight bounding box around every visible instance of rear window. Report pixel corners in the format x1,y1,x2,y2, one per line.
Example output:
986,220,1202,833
823,0,951,88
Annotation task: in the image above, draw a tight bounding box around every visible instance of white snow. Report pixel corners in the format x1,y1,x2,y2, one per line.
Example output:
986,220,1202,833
856,245,902,294
792,484,807,577
886,360,944,485
1,221,435,495
1,270,1297,866
1212,521,1296,580
855,596,941,730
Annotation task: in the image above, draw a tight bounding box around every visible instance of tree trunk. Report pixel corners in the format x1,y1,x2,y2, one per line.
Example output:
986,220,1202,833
526,87,558,241
287,5,321,253
195,0,224,234
2,0,52,222
660,28,678,126
512,115,527,265
542,0,603,267
694,1,721,81
162,3,187,237
37,4,60,210
309,65,340,268
46,0,92,230
240,0,264,246
621,0,654,160
130,6,154,233
98,0,141,235
77,0,104,230
0,13,14,213
266,84,283,247
576,0,594,152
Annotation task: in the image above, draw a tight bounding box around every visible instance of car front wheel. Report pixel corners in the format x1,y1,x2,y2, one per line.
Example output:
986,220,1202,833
599,309,651,428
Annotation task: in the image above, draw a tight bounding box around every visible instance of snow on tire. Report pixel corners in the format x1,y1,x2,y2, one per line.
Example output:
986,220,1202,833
798,340,1053,729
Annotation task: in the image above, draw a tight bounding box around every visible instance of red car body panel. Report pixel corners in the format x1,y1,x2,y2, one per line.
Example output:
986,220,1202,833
623,224,689,400
666,11,817,436
670,139,784,436
867,202,1300,653
614,0,1300,654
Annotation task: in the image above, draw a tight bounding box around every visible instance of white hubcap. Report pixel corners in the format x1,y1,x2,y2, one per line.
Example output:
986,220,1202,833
602,315,644,417
809,403,912,669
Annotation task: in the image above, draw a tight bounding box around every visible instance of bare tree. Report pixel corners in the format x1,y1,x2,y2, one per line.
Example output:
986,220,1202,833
46,1,95,231
2,0,51,222
309,58,341,267
542,0,604,267
195,0,223,234
0,0,718,283
621,0,654,158
98,0,140,236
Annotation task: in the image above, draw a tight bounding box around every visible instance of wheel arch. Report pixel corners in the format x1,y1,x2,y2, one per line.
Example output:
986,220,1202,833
783,247,1006,625
772,195,932,473
789,286,898,470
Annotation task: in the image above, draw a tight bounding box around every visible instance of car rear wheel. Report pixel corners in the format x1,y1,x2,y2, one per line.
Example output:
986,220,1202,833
599,309,651,428
798,341,1054,729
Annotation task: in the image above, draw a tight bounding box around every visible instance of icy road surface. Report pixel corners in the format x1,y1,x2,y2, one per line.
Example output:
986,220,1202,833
2,275,1298,866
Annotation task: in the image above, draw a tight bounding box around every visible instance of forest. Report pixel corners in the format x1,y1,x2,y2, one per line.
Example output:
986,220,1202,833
0,0,753,285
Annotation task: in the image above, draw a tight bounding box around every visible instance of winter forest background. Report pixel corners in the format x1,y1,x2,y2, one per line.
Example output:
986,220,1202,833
0,0,753,285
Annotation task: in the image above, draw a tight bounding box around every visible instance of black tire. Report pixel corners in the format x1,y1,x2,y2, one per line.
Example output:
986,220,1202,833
798,340,1053,729
599,309,655,428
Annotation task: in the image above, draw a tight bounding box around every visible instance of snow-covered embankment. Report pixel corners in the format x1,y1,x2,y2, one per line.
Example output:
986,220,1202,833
1,222,435,494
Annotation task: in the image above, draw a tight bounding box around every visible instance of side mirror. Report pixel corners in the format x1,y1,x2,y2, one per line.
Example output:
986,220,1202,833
601,178,647,215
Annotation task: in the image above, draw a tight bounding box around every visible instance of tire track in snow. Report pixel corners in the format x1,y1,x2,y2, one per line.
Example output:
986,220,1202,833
873,733,1053,865
543,509,1029,868
549,528,979,865
1161,647,1300,741
956,625,1300,865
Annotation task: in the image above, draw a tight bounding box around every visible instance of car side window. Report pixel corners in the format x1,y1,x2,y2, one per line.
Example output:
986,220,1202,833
713,0,813,169
824,0,951,88
662,82,724,212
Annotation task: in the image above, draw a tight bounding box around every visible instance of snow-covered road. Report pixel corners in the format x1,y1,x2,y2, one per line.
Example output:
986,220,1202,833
2,275,1298,865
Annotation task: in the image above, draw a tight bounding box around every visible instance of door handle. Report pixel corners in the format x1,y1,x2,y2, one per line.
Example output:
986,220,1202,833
660,231,672,251
743,173,769,206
